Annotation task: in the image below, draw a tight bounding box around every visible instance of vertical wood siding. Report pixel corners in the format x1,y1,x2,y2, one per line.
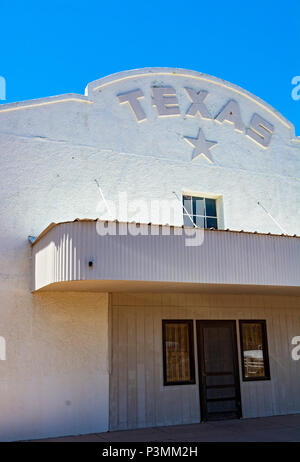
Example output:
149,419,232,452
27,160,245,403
109,292,300,430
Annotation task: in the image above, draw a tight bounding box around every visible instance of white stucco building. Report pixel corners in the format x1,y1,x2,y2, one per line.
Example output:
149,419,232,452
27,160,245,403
0,68,300,441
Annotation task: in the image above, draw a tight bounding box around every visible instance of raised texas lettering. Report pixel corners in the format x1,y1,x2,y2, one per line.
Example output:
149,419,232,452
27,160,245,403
117,87,274,149
184,88,212,119
214,99,244,132
117,89,147,122
152,86,180,117
246,113,274,148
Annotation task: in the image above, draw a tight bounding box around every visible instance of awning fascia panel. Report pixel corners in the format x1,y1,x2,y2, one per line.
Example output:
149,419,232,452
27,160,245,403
31,221,300,293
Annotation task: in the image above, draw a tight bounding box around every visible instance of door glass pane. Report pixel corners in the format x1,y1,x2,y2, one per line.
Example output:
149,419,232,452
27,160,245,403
164,322,193,384
203,326,234,373
205,198,217,217
206,374,235,387
241,322,266,378
207,400,237,413
206,387,236,400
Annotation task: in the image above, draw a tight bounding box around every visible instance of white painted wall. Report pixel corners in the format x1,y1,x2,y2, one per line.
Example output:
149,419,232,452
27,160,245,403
0,69,299,236
0,68,299,440
0,292,109,441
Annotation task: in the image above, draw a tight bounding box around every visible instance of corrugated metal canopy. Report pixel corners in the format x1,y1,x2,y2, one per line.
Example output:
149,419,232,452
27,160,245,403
30,218,300,246
31,220,300,294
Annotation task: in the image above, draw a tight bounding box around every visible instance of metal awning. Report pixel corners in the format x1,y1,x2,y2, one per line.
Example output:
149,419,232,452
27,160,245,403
31,220,300,294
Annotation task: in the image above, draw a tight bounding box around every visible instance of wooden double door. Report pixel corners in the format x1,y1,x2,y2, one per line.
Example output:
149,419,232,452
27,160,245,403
196,320,242,421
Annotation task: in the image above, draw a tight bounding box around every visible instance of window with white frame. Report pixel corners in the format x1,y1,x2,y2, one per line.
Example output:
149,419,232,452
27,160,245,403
182,195,218,229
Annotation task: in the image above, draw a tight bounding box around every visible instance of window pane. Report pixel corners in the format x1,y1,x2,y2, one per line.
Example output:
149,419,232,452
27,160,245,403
183,214,194,227
164,322,193,384
182,196,192,215
194,215,205,228
206,217,218,229
182,195,219,230
241,322,267,379
193,197,205,216
205,198,217,217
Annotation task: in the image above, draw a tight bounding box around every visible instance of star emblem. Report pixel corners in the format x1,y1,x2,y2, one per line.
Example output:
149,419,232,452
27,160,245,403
184,129,217,163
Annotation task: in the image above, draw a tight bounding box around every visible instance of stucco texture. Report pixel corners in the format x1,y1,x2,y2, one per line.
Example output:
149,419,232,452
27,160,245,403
0,291,109,441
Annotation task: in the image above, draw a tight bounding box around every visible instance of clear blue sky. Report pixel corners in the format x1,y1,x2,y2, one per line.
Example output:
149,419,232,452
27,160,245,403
1,0,299,134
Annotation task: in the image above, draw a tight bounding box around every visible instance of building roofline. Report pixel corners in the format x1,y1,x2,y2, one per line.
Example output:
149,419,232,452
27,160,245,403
87,68,298,138
29,218,300,247
1,67,299,144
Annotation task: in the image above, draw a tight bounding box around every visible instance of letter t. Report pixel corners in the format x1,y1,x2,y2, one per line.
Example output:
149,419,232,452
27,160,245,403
117,89,147,122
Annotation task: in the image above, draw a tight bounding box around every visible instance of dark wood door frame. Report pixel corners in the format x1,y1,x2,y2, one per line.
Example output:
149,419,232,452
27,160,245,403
196,320,242,422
